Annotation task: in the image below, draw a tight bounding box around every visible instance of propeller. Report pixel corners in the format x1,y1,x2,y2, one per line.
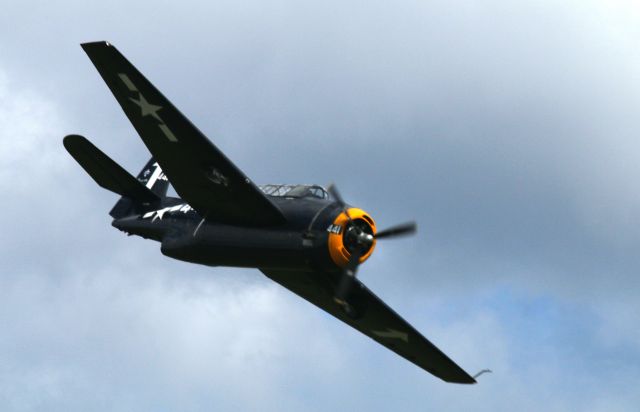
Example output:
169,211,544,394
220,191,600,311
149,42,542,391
328,183,417,313
327,184,352,224
375,221,416,239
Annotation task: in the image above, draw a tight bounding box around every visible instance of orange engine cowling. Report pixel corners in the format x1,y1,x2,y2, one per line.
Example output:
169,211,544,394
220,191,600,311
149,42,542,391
327,208,377,267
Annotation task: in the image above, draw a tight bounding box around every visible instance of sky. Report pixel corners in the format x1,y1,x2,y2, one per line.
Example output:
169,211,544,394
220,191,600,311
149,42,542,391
1,0,639,410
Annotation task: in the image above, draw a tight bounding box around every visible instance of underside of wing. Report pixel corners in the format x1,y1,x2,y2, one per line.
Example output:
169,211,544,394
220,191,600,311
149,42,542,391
81,41,286,226
261,269,476,384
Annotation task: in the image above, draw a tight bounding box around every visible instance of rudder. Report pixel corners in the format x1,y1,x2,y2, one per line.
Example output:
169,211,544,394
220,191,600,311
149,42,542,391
135,159,169,198
110,159,170,218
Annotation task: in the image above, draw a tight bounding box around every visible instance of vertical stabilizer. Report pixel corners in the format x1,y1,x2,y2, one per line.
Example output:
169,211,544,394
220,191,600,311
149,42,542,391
110,158,169,218
136,159,169,197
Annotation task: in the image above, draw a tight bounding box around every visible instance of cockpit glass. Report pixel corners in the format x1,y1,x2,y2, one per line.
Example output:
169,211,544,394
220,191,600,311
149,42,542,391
258,184,328,199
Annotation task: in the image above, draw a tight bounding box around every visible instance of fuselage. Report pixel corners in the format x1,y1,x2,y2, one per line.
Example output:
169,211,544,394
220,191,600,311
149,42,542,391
112,192,376,272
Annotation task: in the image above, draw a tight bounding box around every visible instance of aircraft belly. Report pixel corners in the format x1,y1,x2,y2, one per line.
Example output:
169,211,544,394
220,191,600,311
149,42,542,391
161,225,314,270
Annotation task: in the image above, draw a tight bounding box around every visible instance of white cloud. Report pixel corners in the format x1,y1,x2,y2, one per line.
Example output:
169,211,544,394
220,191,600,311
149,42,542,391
0,69,67,191
0,254,353,411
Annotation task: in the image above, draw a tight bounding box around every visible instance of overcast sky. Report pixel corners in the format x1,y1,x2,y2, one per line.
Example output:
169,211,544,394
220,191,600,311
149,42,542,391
1,1,639,411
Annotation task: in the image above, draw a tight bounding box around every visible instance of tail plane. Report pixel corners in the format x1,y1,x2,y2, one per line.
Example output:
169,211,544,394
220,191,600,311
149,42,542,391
63,134,169,218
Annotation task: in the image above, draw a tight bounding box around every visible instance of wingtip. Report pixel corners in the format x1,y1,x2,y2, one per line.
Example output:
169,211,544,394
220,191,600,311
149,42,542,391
63,133,83,147
446,376,477,385
80,41,113,50
436,366,477,384
461,371,478,384
63,134,93,155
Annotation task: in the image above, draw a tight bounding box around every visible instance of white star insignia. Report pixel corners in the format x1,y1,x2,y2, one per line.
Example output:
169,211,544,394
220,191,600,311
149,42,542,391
129,93,163,122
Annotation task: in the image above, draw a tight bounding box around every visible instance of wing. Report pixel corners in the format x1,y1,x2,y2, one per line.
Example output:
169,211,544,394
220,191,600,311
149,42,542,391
261,269,476,384
81,41,286,226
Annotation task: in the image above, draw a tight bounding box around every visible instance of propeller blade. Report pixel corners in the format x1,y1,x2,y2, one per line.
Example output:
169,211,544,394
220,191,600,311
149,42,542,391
327,183,345,207
375,221,417,239
334,248,363,304
327,183,353,223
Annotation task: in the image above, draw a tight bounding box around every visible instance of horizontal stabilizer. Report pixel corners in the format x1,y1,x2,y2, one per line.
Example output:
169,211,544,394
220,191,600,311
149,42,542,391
63,134,159,203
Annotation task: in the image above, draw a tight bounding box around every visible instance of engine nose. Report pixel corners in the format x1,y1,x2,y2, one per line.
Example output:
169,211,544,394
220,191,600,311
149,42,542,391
327,208,377,267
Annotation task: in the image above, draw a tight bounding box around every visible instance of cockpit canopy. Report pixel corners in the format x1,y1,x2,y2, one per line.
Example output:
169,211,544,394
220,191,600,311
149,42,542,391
259,184,329,200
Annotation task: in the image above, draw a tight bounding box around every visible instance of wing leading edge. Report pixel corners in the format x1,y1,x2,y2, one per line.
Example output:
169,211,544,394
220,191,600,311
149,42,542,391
261,269,476,384
81,41,286,226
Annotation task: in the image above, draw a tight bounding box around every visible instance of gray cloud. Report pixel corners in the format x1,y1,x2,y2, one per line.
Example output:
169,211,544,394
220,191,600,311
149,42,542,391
1,0,640,410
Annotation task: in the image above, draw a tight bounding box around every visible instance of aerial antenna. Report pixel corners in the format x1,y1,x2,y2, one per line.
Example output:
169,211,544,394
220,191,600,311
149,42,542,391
472,369,492,379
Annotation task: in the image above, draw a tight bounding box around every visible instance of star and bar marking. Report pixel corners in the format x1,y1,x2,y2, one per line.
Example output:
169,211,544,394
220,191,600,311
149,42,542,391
371,328,409,343
118,73,179,142
129,93,163,123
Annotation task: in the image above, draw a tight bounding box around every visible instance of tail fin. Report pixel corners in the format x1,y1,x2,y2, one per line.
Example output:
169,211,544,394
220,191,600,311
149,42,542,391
135,158,169,198
110,158,170,217
63,134,169,218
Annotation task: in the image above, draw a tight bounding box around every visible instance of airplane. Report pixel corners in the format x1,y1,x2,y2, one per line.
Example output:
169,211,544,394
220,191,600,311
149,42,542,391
64,41,476,384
